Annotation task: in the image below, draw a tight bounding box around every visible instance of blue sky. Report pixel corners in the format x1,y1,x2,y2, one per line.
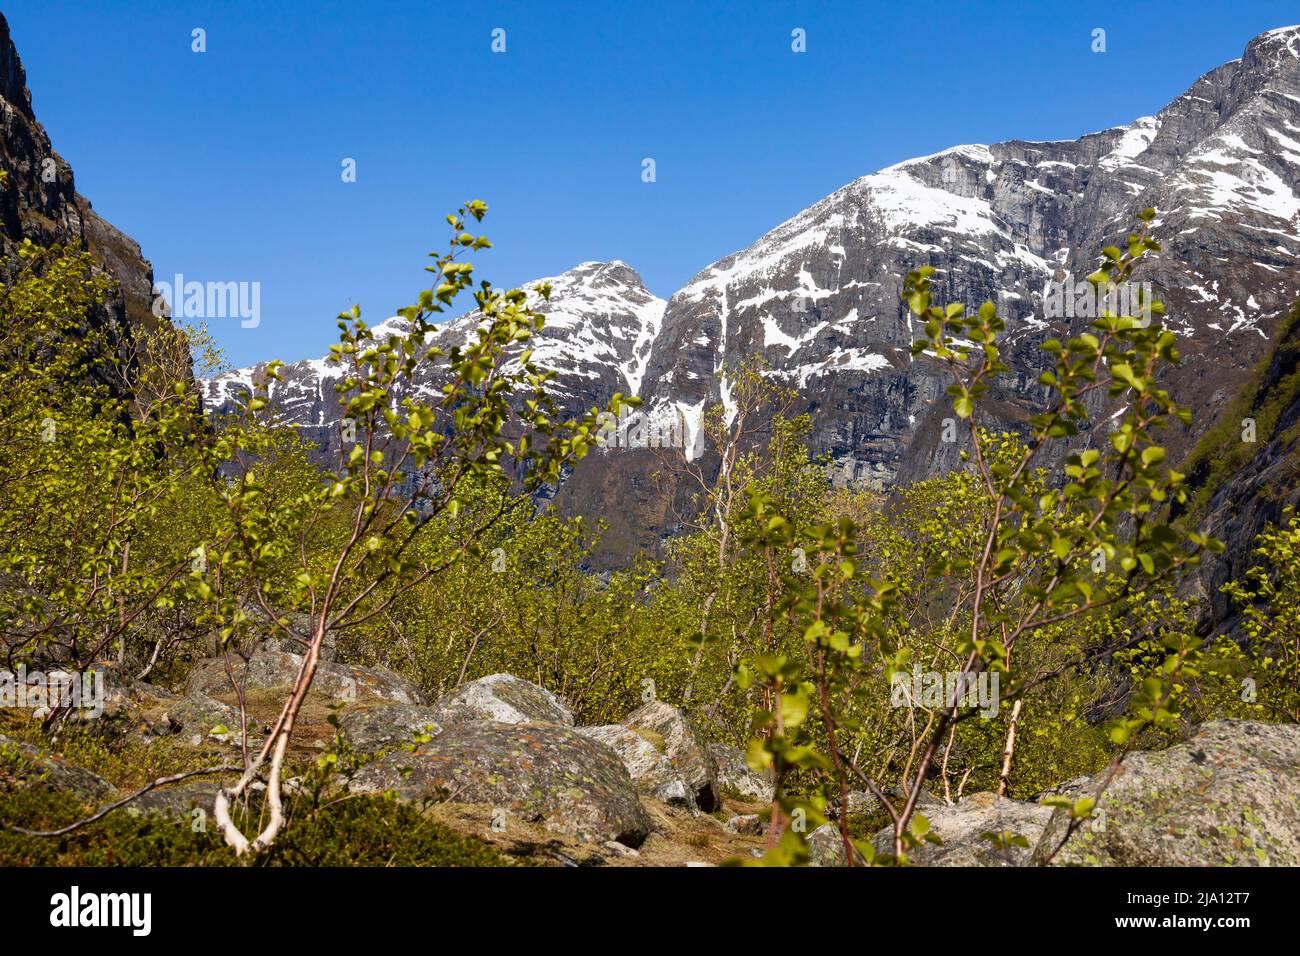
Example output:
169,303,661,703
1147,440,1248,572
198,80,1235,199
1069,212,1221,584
6,0,1298,366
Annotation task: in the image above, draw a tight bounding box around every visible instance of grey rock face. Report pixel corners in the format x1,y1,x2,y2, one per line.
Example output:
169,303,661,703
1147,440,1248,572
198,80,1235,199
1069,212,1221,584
871,791,1053,866
1032,720,1300,866
432,673,574,728
186,649,426,706
339,703,444,752
578,723,694,807
637,26,1300,502
621,700,721,811
146,690,245,746
806,823,850,866
0,733,114,800
349,720,652,846
125,782,218,820
1,13,162,372
708,742,774,802
1187,301,1300,633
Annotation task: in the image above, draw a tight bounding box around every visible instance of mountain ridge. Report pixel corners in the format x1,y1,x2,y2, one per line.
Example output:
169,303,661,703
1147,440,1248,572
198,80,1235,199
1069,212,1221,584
198,25,1300,578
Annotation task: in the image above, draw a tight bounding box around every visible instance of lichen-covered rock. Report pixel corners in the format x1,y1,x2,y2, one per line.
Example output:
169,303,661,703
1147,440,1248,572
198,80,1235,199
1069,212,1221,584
126,782,218,820
340,704,444,752
253,611,338,662
621,700,720,811
725,814,765,836
2,665,245,748
1031,720,1300,867
432,674,573,728
842,785,939,819
807,823,849,866
708,742,774,802
160,692,248,745
0,733,114,800
186,650,426,706
872,791,1052,866
349,720,651,846
578,724,692,806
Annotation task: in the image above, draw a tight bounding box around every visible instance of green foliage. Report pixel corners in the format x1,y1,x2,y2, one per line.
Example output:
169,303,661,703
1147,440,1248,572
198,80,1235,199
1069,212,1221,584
0,240,219,689
728,211,1226,865
0,713,213,791
0,786,510,867
187,201,635,662
3,202,1298,865
340,478,676,724
1175,300,1300,528
1222,507,1300,721
0,718,510,866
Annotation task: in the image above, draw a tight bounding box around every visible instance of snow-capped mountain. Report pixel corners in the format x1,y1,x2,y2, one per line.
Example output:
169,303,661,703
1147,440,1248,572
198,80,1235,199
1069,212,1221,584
202,26,1300,564
635,24,1300,491
202,260,667,462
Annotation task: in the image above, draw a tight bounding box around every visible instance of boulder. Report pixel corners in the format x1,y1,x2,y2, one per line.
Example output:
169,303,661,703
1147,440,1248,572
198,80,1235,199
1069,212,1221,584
843,785,940,819
0,733,114,800
807,823,849,866
126,782,218,820
725,813,765,836
708,742,774,802
253,611,338,662
1,664,249,749
1031,720,1300,866
339,704,445,752
186,650,426,706
160,692,249,746
621,700,720,811
872,791,1052,866
578,724,693,807
1,664,130,730
349,720,651,846
432,674,573,728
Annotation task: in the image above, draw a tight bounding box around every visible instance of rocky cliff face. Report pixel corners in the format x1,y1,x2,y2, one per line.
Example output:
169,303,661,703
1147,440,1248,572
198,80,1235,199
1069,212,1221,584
200,26,1300,577
1184,300,1300,633
1,13,159,360
636,25,1300,490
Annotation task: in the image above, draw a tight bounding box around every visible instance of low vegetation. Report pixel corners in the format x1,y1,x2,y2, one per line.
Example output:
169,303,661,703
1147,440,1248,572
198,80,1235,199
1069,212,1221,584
1,205,1297,866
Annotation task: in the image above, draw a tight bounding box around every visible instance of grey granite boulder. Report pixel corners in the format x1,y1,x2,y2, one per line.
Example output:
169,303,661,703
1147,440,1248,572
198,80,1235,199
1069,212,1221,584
621,700,720,811
807,823,850,866
125,782,219,820
186,649,425,706
339,703,445,752
349,720,651,846
0,733,114,800
708,742,774,802
578,724,693,807
872,791,1052,866
1032,720,1300,866
432,674,573,728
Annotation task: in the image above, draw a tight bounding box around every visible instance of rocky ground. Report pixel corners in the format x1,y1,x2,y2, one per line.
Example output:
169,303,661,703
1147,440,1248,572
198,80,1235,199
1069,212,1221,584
3,644,1299,866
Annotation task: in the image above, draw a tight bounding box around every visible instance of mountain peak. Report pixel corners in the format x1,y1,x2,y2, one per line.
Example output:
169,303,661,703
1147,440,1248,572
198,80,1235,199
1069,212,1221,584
549,259,651,294
1248,24,1300,51
0,13,34,121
